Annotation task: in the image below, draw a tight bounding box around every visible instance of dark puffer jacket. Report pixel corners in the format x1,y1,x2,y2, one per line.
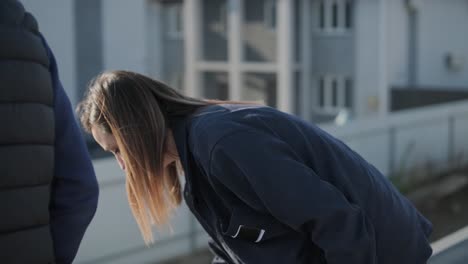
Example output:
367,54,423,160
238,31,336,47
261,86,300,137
0,1,99,263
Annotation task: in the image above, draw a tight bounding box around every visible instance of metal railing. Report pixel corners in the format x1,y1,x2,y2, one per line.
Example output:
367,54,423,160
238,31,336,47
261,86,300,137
321,99,468,177
429,225,468,263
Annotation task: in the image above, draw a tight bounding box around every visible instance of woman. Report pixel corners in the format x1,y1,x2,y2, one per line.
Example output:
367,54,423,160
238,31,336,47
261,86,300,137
78,71,432,264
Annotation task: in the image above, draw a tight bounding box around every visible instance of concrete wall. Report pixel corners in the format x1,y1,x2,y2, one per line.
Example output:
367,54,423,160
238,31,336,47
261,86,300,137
20,0,77,106
313,35,354,76
384,0,468,89
358,0,468,115
418,0,468,88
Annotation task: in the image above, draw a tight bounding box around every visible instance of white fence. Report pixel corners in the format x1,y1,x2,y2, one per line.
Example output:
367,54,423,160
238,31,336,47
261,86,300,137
322,100,468,177
75,100,468,264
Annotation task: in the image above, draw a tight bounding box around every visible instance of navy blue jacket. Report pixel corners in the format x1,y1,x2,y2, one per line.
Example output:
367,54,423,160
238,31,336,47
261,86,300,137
171,104,432,264
43,38,99,263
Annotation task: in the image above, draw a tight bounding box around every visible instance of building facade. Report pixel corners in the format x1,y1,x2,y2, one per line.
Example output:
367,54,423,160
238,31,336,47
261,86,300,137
22,0,468,123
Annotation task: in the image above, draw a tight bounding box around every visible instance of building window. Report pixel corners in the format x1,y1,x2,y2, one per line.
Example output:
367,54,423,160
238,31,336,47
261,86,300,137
219,2,227,32
345,0,353,29
317,0,353,33
243,72,277,107
332,2,339,28
332,78,338,106
345,77,353,108
317,75,353,112
319,1,325,29
167,5,183,39
264,0,277,31
319,77,325,107
208,1,227,33
203,72,229,100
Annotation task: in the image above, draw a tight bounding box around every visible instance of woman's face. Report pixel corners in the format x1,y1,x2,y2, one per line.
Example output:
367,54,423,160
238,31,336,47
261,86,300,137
92,126,126,171
91,126,179,172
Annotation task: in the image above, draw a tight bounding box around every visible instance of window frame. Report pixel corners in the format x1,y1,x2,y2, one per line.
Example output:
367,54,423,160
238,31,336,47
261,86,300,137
316,74,353,113
264,0,278,32
315,0,353,35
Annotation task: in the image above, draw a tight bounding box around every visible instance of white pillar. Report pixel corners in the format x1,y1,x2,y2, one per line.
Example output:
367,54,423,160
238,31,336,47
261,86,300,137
300,0,313,121
378,0,388,116
354,0,384,118
184,0,201,97
277,0,294,113
228,0,243,100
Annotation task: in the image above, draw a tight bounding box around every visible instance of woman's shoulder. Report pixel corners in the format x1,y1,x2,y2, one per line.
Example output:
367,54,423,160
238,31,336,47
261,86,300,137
190,103,279,136
187,104,276,157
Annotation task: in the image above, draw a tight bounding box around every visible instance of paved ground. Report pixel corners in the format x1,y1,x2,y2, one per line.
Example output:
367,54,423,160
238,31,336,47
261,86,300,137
158,249,213,264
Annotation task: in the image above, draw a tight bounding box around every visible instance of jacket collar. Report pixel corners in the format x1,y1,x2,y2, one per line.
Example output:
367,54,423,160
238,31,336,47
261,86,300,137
169,104,225,195
169,114,192,195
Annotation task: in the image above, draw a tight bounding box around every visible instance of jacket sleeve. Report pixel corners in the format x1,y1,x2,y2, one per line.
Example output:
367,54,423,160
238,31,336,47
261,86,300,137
41,37,99,264
208,130,377,264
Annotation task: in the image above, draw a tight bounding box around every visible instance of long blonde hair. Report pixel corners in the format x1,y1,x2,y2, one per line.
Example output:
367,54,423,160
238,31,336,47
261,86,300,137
77,70,256,243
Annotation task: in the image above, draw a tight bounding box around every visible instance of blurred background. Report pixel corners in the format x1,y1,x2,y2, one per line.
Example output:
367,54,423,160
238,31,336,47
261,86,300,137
20,0,468,263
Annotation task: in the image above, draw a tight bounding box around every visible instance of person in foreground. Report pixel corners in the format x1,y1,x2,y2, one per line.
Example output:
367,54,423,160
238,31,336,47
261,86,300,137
78,70,432,264
0,1,99,263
